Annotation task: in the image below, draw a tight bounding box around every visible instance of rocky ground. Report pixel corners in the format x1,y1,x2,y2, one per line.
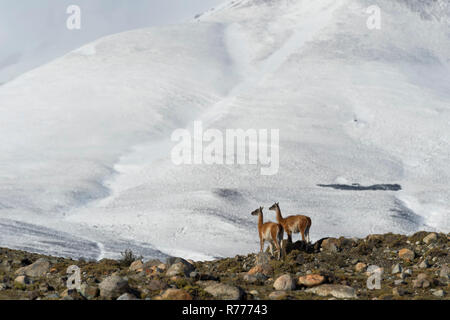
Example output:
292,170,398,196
0,231,448,300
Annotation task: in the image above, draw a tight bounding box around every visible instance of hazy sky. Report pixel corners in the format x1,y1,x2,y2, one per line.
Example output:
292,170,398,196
0,0,225,83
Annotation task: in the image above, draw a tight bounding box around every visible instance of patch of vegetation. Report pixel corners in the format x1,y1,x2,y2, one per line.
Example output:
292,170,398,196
119,249,143,267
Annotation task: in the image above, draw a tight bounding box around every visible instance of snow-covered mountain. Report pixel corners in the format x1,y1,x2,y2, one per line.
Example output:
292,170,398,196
0,0,449,260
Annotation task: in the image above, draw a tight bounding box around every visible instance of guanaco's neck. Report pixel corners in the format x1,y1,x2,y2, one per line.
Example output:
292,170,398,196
275,206,284,223
258,212,264,230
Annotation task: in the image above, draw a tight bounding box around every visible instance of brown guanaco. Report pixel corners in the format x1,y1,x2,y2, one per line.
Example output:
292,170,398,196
251,207,284,260
269,202,311,243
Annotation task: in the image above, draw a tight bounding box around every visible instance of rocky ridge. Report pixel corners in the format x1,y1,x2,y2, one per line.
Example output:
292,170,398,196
0,231,448,300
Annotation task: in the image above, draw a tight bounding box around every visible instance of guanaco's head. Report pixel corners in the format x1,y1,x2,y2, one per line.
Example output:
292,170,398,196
251,207,263,216
269,202,279,211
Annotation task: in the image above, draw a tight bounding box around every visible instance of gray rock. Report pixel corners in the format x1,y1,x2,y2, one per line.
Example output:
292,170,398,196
14,275,32,286
117,293,139,300
99,275,130,299
432,290,445,298
204,283,243,300
419,259,430,269
255,252,271,265
148,279,168,291
321,238,339,253
306,284,357,299
166,261,195,277
243,273,267,284
80,283,99,299
422,233,437,244
269,291,288,300
392,263,402,274
394,279,405,286
273,274,296,291
15,258,50,278
412,273,430,288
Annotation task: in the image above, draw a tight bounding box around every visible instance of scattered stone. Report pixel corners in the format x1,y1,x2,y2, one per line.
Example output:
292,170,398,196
129,260,144,272
393,287,406,297
412,273,430,289
306,284,357,299
14,275,31,286
422,233,437,245
80,283,99,299
249,290,259,296
204,283,243,300
432,290,445,298
269,291,288,300
15,258,50,277
321,238,339,253
243,273,267,283
166,261,195,277
355,263,367,273
159,288,192,300
273,274,296,291
99,275,130,299
148,279,167,291
248,264,273,276
392,263,402,274
399,248,415,261
61,289,85,300
394,279,405,286
298,274,325,288
255,252,271,265
418,259,430,269
117,293,139,300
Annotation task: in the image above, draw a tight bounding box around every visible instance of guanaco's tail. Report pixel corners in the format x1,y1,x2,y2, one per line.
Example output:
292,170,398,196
305,217,312,243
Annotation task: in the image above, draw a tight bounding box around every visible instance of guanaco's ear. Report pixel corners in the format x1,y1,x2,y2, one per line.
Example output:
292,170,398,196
260,206,264,210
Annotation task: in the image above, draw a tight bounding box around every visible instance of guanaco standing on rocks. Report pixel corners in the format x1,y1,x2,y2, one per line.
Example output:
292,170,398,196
251,207,284,260
269,202,311,244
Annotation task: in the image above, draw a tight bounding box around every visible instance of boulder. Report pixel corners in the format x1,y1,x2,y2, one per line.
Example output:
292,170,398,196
99,275,130,299
391,263,402,274
255,252,271,265
355,263,367,273
306,284,357,299
204,283,243,300
432,290,445,298
117,293,139,300
248,264,273,276
129,260,144,272
398,248,415,261
159,288,192,300
14,275,31,286
61,289,85,300
412,273,430,288
80,283,99,299
422,233,437,244
273,274,296,291
166,261,195,277
243,273,267,283
15,258,50,277
269,291,288,300
298,274,325,287
148,279,168,291
321,238,339,253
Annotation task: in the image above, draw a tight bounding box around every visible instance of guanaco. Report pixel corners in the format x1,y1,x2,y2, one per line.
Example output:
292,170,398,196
251,207,284,260
269,202,311,244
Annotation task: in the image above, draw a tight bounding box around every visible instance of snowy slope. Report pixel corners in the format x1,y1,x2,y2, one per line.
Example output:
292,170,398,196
0,0,449,260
